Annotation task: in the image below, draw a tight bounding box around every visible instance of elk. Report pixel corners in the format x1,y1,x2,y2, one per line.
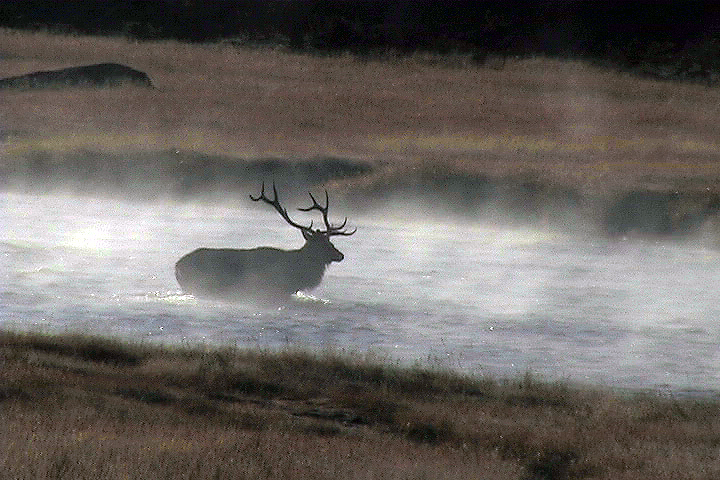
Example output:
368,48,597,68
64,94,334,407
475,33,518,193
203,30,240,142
175,183,355,302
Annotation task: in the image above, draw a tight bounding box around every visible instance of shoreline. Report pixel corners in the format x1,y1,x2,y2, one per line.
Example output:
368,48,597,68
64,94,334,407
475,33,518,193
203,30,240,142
3,148,720,239
1,329,719,479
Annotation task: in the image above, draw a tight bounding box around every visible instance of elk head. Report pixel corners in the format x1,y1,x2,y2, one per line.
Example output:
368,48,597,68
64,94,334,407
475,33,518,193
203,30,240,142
250,182,355,265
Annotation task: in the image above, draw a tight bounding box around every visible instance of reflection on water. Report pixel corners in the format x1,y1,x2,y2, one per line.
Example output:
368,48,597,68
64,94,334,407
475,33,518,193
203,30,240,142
2,192,720,393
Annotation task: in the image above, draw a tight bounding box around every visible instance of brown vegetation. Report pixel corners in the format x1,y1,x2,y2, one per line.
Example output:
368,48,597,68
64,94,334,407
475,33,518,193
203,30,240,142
2,28,720,197
3,30,720,477
2,331,720,479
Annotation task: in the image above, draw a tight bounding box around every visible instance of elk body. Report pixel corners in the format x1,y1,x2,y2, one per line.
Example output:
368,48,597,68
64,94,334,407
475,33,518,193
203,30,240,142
175,184,355,301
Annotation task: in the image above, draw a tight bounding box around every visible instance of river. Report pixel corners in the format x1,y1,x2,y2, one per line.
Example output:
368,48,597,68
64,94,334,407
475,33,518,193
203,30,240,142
2,192,720,393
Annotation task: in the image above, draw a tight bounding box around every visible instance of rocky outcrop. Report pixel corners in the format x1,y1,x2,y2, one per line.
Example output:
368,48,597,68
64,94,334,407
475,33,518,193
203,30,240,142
0,63,153,89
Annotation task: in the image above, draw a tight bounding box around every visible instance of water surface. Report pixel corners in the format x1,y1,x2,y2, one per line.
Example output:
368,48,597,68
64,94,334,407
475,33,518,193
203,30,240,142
3,192,720,393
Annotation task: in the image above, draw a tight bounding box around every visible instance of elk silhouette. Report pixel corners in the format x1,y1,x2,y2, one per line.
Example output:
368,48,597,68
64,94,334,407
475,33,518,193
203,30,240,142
175,183,355,301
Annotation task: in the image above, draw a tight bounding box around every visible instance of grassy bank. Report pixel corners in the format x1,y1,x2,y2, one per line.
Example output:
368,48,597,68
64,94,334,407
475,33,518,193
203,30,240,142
3,28,720,197
4,30,720,480
1,330,720,479
4,29,720,235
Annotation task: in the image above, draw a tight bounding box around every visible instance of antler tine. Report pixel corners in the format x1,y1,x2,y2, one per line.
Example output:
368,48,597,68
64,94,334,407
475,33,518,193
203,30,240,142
298,190,333,231
272,182,281,203
297,189,355,235
323,193,356,235
298,191,326,212
248,181,265,202
249,182,311,231
327,222,356,236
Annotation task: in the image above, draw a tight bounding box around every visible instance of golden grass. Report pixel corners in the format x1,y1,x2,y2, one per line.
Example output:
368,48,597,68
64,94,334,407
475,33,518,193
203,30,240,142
5,29,720,478
2,330,720,479
3,29,720,193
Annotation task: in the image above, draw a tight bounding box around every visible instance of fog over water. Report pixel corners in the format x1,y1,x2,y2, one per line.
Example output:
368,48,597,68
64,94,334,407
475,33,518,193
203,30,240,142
3,191,720,393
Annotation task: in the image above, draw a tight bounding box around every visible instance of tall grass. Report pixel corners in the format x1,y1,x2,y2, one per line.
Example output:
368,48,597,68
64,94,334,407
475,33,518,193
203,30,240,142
2,330,720,479
3,29,720,193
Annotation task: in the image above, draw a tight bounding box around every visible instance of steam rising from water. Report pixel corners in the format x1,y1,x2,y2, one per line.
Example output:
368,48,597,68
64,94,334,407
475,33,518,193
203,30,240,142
3,192,720,393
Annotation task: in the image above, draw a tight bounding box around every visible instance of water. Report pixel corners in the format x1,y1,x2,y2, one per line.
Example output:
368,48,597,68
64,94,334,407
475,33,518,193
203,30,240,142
3,192,720,393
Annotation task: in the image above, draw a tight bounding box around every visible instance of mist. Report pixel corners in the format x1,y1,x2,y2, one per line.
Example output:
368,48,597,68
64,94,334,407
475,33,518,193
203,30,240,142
3,187,720,394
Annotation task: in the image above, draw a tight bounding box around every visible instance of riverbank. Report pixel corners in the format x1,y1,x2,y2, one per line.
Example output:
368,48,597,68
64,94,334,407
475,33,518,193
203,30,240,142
3,29,720,237
1,330,719,479
4,27,720,480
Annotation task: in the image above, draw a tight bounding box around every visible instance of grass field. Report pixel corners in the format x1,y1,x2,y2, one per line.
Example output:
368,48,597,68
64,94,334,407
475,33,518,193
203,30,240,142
2,330,720,479
4,29,720,478
3,28,720,197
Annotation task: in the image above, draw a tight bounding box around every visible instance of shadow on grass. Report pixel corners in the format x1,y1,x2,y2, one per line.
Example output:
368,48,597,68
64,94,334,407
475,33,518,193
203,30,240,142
2,149,373,200
0,331,143,366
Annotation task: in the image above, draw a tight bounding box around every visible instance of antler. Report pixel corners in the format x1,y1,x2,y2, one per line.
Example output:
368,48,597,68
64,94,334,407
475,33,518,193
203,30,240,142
250,183,355,236
250,182,311,231
298,190,356,236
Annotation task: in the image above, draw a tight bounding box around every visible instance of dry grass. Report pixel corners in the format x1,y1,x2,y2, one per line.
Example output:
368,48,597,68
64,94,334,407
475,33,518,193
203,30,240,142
3,29,720,194
4,30,720,478
2,330,720,479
